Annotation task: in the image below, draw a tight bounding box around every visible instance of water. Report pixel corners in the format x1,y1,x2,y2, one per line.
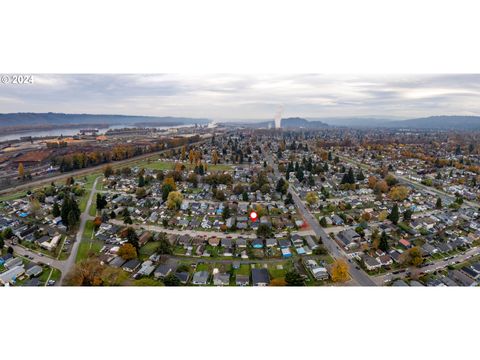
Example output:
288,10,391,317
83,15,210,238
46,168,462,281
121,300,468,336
0,124,193,142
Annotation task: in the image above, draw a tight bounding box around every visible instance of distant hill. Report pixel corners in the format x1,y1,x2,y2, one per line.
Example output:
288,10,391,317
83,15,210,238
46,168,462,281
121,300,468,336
0,112,210,127
280,117,328,128
385,116,480,130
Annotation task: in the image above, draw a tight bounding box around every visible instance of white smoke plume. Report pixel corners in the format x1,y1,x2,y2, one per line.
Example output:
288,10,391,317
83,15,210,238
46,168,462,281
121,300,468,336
274,106,283,129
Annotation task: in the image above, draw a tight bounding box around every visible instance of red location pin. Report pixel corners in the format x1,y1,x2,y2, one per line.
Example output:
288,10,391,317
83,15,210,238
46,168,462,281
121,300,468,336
249,211,258,222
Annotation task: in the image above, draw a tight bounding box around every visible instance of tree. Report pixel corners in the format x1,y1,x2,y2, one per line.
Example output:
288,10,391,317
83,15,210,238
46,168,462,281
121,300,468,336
96,194,107,211
284,193,294,205
136,187,147,198
356,169,365,181
388,203,400,224
156,233,173,254
104,165,113,178
211,150,219,165
163,273,181,286
3,227,13,239
389,186,409,201
403,208,413,221
379,231,389,252
401,246,423,267
385,174,398,186
64,258,106,286
256,223,273,238
167,191,183,210
61,194,80,229
319,217,328,227
162,177,176,201
0,233,4,250
305,192,319,206
285,270,305,286
331,259,349,282
123,227,139,250
93,216,102,230
118,243,137,260
52,202,60,217
138,174,145,187
275,178,288,195
436,197,443,209
341,167,355,184
29,197,41,217
18,162,25,179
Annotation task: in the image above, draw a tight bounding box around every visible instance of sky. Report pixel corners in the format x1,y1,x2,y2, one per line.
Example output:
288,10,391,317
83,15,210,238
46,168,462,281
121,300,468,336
0,74,480,121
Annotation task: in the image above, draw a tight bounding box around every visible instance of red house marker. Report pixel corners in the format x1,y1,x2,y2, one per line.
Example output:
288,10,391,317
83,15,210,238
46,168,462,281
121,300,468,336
249,211,258,222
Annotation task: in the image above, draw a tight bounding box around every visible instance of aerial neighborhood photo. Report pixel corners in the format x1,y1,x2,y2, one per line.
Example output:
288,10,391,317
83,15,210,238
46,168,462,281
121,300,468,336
0,74,479,287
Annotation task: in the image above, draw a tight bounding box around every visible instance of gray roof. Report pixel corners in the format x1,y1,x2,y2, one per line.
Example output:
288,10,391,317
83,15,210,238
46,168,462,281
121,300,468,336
252,268,269,285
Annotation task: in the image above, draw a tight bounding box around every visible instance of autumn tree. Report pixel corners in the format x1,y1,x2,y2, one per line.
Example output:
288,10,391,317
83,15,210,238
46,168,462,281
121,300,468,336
401,246,423,267
211,149,219,165
118,243,137,260
93,216,102,230
389,186,409,201
167,191,183,210
18,162,25,179
104,165,113,178
180,146,186,161
162,177,177,201
305,191,319,206
331,259,349,282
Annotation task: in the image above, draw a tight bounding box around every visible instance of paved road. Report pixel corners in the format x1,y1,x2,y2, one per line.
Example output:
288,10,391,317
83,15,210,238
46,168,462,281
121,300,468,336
374,246,480,285
60,177,99,284
7,242,66,272
339,155,480,209
267,152,376,286
8,177,99,285
110,219,315,239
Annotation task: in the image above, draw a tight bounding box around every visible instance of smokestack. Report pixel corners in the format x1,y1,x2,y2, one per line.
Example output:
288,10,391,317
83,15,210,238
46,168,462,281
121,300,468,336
274,106,283,129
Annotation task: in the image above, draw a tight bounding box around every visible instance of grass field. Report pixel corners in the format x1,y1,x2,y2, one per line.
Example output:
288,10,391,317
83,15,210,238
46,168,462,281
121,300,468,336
0,191,27,202
76,220,103,262
133,160,232,172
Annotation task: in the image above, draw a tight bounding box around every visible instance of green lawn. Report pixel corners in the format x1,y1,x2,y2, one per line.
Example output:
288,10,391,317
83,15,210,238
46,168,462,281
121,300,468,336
0,191,27,202
133,160,232,172
139,241,160,258
76,220,103,262
89,201,97,217
39,267,62,284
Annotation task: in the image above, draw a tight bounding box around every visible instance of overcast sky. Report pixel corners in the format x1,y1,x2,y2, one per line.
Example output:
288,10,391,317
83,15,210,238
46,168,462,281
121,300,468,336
1,74,479,120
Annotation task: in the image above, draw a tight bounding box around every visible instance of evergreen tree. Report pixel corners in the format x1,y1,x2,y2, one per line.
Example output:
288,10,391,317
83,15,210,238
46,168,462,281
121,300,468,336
52,202,60,217
388,203,399,224
379,231,389,252
356,169,365,181
341,167,355,184
435,197,442,209
319,217,328,227
138,174,145,187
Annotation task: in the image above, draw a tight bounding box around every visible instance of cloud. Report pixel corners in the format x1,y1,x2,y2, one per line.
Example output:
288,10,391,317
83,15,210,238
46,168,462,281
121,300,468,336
0,74,479,119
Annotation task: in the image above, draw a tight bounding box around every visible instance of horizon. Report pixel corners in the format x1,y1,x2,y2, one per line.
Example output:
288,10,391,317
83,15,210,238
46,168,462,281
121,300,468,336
1,74,480,121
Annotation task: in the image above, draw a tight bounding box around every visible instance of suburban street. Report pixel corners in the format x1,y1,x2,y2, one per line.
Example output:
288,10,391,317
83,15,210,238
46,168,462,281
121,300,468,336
339,155,480,209
267,152,377,286
373,246,480,285
6,177,100,285
110,219,315,239
60,177,99,284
